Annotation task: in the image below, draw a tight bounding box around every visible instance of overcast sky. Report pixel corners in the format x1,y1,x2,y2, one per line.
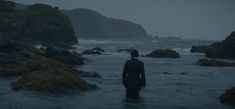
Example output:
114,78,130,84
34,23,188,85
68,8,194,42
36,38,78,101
13,0,235,40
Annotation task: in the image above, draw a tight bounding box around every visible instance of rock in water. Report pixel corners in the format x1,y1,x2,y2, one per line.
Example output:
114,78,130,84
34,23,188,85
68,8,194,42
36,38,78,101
220,87,235,106
78,71,102,78
82,49,101,55
197,58,235,67
43,47,85,65
205,31,235,59
0,42,96,94
11,68,96,94
190,45,208,53
145,49,180,58
92,47,105,52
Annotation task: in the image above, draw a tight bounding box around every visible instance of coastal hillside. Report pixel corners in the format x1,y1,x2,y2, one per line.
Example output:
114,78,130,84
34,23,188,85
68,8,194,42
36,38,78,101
62,8,149,40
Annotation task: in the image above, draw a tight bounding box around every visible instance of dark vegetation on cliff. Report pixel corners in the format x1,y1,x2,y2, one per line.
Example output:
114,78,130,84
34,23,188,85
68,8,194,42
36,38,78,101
0,0,77,48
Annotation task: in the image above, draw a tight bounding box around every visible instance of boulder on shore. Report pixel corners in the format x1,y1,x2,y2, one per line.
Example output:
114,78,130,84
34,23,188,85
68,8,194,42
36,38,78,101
0,42,96,94
145,49,180,58
197,58,235,67
220,87,235,106
42,47,85,65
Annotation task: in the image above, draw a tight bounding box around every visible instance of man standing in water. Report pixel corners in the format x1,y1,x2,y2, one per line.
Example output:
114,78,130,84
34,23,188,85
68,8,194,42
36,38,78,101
122,50,146,99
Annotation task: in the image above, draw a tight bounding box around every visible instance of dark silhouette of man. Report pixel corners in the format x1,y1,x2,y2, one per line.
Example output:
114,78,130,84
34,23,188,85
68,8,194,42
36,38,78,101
122,50,146,99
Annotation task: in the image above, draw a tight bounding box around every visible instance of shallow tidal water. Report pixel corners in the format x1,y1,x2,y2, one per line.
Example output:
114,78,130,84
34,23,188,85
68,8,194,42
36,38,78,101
1,39,235,109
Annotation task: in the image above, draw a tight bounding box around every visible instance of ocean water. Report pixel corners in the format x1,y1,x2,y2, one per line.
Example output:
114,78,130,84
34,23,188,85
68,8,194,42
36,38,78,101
1,39,235,109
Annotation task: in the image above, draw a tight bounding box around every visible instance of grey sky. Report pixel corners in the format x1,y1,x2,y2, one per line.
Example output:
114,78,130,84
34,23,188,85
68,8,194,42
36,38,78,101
13,0,235,40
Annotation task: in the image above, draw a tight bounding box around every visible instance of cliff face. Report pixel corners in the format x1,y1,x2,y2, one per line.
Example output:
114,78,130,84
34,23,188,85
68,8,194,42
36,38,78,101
0,0,24,41
62,8,149,40
21,4,77,46
0,0,77,47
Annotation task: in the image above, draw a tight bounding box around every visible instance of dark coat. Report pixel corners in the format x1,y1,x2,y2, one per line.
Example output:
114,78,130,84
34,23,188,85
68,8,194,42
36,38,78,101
122,58,146,90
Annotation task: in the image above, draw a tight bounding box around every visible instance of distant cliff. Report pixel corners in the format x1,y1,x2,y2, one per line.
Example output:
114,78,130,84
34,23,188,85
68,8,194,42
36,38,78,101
0,0,77,47
62,8,149,40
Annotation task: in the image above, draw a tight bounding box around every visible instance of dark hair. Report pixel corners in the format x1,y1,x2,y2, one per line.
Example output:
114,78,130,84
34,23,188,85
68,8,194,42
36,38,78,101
130,49,139,57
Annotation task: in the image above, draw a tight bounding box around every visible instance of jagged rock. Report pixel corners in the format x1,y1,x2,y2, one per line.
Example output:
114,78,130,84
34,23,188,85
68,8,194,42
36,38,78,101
220,87,235,106
92,47,105,52
0,0,24,40
205,31,235,59
0,43,85,77
0,42,96,94
197,58,235,67
82,49,101,55
78,71,102,78
191,45,208,53
145,49,180,58
43,47,85,65
0,42,40,76
11,68,96,94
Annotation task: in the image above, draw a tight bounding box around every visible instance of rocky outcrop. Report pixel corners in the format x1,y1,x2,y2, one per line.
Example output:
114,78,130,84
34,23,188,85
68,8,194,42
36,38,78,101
191,45,208,53
92,47,105,52
205,31,235,59
0,0,24,41
11,67,96,94
0,42,96,94
41,47,85,65
21,4,77,47
220,87,235,106
82,50,101,55
145,49,180,58
82,47,105,55
78,71,102,78
0,0,77,48
197,58,235,67
62,8,149,40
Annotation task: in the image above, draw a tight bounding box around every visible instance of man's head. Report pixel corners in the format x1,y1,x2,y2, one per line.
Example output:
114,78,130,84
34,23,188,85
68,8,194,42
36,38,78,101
130,49,139,58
